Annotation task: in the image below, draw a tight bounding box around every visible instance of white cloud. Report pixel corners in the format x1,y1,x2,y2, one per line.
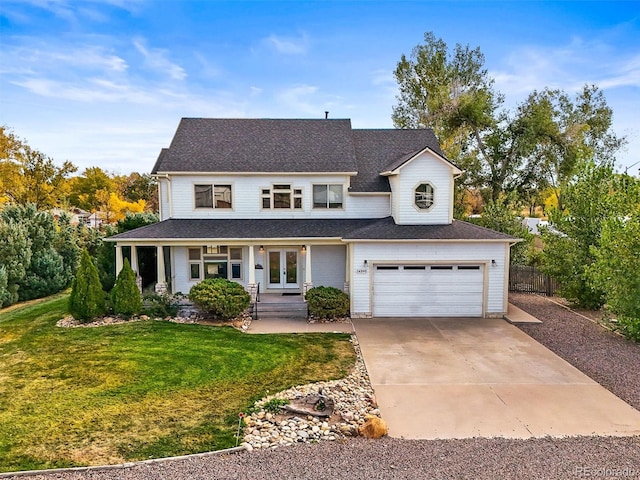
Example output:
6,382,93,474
133,37,187,81
492,38,640,98
263,33,309,55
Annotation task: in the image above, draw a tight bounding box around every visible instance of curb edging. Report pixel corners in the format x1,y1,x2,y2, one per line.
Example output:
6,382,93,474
0,446,248,478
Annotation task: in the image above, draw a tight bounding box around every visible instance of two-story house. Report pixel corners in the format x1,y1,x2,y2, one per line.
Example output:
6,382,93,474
107,118,517,318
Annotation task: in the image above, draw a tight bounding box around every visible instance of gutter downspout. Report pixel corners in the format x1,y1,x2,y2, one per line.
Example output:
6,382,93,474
154,174,172,219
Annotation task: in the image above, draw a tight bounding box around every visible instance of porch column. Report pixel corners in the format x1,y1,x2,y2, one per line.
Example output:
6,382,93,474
115,244,123,277
247,244,258,302
130,246,142,293
130,245,138,274
303,245,313,294
155,245,167,293
248,244,255,284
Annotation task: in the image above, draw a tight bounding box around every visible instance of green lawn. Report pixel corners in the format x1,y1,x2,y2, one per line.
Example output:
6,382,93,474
0,294,355,473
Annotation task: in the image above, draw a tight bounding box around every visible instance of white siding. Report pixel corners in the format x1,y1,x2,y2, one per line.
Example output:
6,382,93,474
311,245,346,289
389,152,454,225
350,242,508,317
165,174,390,219
347,195,390,218
172,246,191,294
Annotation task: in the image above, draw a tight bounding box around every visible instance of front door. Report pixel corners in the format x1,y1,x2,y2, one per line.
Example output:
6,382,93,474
267,249,298,289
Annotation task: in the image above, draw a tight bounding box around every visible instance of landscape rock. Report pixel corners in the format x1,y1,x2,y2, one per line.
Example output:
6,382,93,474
241,335,382,449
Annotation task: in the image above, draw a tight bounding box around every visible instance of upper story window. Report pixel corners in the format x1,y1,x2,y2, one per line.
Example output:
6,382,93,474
261,184,303,209
194,184,232,209
414,182,434,210
313,184,343,209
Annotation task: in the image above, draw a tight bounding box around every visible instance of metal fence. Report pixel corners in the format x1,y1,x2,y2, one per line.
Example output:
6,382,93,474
509,264,559,296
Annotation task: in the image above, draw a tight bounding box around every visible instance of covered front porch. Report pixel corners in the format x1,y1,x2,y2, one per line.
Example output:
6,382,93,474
113,242,349,301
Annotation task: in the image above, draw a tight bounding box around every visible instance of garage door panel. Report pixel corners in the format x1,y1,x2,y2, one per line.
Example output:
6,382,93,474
373,264,484,317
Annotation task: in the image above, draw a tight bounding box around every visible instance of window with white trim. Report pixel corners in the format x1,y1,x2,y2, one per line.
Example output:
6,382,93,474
229,247,243,280
188,246,243,281
261,185,303,209
313,184,343,208
188,248,201,280
414,183,434,210
194,184,232,209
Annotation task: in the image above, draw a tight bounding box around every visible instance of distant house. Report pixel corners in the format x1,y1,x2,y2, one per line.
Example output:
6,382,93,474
107,118,518,318
51,207,90,226
522,218,549,235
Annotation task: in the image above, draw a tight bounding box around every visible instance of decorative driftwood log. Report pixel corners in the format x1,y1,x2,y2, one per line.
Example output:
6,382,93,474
282,394,334,418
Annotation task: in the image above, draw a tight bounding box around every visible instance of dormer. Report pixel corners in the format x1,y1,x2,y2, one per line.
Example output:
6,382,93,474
350,128,461,226
381,147,462,225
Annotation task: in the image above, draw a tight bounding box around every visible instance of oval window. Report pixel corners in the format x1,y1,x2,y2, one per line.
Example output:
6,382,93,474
414,183,434,210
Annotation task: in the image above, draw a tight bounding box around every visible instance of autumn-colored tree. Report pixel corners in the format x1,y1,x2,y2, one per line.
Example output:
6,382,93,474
68,167,114,212
0,126,76,209
96,191,146,224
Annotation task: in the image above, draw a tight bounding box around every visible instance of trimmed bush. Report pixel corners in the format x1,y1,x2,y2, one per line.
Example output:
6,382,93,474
188,278,250,320
111,258,142,318
69,250,106,322
305,286,349,319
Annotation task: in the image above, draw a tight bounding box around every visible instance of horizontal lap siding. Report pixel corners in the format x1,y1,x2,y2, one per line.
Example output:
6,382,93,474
166,174,389,219
351,242,507,317
392,153,453,225
311,245,346,289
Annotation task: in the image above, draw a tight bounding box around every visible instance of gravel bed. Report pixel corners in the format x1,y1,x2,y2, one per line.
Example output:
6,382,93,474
8,436,640,480
510,292,640,410
6,293,640,479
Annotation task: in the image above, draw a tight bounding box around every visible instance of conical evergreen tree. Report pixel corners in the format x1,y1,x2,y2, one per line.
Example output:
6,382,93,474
111,258,142,318
69,249,106,322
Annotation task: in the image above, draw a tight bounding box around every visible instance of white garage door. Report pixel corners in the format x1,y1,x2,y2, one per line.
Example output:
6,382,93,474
373,264,484,317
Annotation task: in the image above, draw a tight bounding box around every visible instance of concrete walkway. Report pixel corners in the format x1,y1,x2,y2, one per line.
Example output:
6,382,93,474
353,317,640,439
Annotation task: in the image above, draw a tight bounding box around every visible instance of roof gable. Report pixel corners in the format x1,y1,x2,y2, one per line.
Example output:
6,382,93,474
152,118,358,174
381,146,462,176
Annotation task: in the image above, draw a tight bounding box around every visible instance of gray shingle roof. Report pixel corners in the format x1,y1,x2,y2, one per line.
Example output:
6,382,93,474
151,118,358,174
350,129,445,192
107,218,516,242
151,118,457,193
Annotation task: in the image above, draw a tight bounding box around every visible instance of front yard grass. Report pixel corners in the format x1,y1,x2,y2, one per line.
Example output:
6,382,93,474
0,294,355,473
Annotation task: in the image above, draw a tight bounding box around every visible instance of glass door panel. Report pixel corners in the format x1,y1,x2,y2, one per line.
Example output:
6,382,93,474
268,251,281,285
285,251,297,284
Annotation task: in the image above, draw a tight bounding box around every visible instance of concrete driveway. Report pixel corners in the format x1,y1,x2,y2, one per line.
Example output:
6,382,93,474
353,317,640,439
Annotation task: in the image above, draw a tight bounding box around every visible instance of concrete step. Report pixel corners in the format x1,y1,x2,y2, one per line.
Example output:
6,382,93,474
252,302,308,319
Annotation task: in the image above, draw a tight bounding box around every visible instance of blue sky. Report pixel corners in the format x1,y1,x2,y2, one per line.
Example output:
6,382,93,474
1,0,639,175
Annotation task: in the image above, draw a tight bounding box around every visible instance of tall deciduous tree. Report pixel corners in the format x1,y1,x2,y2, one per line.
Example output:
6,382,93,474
0,126,76,208
393,32,625,210
68,167,114,212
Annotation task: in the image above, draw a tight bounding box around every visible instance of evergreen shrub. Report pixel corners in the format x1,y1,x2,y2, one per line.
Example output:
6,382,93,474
69,250,106,322
111,258,142,318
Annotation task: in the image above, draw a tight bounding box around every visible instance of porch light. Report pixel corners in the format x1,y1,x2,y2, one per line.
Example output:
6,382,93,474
301,245,306,252
259,245,264,252
491,259,497,267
